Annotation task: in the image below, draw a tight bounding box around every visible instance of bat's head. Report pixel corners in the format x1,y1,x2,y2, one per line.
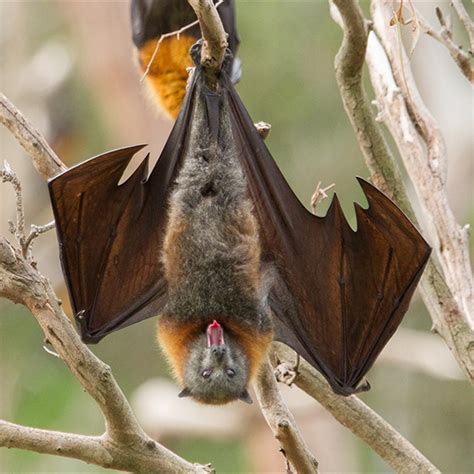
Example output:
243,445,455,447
179,320,253,405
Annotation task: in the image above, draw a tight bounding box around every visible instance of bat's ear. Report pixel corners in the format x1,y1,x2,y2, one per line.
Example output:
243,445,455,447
239,388,253,404
178,387,192,398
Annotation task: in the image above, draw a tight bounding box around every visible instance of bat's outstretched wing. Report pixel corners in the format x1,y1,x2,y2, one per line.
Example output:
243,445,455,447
222,74,431,395
48,71,199,343
50,58,430,395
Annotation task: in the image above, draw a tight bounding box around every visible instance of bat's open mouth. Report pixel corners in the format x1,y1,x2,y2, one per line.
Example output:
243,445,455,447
207,320,225,347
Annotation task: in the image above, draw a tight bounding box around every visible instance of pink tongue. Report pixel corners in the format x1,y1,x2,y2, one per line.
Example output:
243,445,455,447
207,320,225,347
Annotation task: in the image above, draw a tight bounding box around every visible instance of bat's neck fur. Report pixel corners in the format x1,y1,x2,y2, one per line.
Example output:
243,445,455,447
157,77,273,403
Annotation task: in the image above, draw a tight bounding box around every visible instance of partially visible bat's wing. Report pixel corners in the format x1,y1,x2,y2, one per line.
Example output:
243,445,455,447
48,71,199,343
223,74,431,395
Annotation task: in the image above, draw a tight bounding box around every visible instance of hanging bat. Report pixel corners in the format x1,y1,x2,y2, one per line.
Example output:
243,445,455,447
132,0,240,118
48,43,430,404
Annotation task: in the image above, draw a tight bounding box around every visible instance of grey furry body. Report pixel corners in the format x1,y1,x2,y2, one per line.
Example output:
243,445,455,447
161,89,272,335
157,81,274,404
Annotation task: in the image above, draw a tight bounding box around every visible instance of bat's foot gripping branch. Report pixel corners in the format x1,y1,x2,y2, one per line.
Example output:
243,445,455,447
190,39,234,90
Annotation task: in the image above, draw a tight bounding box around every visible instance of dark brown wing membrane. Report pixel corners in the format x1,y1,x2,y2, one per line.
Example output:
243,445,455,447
48,70,199,343
223,74,430,395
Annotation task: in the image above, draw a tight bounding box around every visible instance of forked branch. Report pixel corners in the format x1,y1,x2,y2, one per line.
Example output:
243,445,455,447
417,7,473,84
1,163,55,259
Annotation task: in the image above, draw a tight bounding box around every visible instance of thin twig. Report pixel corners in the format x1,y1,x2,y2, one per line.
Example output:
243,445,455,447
389,0,421,56
310,182,335,213
141,0,226,82
23,220,55,260
1,163,55,260
451,0,474,53
417,7,473,84
1,161,26,248
42,344,61,359
141,19,199,82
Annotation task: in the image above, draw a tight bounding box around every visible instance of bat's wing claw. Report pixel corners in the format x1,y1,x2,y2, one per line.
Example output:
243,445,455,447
354,379,371,394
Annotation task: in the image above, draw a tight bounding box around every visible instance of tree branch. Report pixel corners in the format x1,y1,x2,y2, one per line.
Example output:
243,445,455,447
328,0,474,384
0,93,66,179
187,0,228,86
0,421,113,468
253,359,319,473
451,0,474,53
271,344,439,473
1,162,26,247
417,8,473,84
1,163,55,260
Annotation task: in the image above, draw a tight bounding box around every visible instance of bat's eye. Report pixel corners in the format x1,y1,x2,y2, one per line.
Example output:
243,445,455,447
201,369,212,378
226,368,236,378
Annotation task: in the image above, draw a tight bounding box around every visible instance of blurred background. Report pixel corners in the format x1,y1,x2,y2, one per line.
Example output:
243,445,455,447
0,1,472,472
